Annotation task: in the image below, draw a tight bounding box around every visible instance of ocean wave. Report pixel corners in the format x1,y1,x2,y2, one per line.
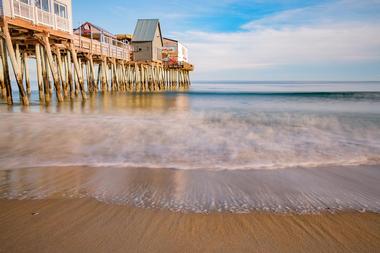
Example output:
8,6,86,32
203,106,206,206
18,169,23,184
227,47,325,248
0,111,379,171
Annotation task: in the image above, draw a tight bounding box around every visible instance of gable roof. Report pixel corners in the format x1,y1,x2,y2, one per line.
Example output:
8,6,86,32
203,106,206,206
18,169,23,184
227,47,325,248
73,22,115,39
163,37,178,43
132,19,163,45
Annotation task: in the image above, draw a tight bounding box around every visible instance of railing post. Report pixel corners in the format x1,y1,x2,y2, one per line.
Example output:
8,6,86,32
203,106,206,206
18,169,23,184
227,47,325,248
53,14,57,30
32,5,36,24
34,6,38,24
10,0,15,18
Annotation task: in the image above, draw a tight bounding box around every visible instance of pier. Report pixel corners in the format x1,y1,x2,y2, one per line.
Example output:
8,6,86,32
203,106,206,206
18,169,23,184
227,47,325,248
0,0,193,105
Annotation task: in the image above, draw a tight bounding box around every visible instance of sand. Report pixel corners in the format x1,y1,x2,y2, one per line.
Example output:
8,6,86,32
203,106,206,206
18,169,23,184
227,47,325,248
0,199,379,253
0,165,379,252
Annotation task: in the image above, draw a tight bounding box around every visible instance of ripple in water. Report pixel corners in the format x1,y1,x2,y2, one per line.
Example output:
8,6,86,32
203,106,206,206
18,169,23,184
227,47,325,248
0,165,379,213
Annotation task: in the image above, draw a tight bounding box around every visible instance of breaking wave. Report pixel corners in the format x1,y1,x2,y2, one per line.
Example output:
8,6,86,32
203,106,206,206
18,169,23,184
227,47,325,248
0,110,379,171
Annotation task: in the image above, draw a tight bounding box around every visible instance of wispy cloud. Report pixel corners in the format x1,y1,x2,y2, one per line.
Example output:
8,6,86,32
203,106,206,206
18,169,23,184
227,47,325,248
174,0,380,80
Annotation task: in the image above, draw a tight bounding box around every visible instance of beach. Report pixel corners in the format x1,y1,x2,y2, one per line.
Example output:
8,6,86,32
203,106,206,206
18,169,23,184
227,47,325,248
0,164,380,252
1,0,380,250
1,82,380,252
1,198,379,253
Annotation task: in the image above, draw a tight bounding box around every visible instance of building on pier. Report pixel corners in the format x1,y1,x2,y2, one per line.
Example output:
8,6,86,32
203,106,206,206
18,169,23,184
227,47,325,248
131,19,163,62
0,0,193,106
162,37,188,64
74,22,116,44
73,21,131,59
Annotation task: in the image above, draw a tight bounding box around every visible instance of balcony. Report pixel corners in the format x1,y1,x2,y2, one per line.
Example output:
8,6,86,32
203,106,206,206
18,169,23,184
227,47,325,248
10,0,70,33
73,35,132,61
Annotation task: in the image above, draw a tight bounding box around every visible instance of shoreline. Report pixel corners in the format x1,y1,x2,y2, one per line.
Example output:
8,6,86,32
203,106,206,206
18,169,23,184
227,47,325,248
1,198,379,253
1,165,379,252
1,165,379,213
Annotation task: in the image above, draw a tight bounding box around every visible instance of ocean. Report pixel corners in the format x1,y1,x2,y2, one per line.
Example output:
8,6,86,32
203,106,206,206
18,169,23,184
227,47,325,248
0,81,379,213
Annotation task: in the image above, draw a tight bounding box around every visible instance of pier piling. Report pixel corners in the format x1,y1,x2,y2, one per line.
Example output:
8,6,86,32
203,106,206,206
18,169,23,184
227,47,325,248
35,44,45,101
2,23,28,105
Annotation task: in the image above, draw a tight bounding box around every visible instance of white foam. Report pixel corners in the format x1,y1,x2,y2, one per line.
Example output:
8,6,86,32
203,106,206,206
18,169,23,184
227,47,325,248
0,111,379,171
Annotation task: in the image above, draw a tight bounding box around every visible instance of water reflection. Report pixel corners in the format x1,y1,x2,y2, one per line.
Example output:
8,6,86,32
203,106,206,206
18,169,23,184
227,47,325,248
0,91,191,114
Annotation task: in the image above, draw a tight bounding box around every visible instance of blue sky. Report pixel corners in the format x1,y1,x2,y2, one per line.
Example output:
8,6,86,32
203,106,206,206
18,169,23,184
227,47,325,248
73,0,332,33
72,0,380,81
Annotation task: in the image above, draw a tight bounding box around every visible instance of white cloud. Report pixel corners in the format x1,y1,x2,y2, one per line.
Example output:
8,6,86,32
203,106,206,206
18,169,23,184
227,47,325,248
175,0,380,80
178,23,380,78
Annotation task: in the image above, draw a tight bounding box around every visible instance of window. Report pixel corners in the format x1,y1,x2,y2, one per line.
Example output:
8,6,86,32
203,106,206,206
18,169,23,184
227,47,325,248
54,1,67,18
35,0,50,11
20,0,30,4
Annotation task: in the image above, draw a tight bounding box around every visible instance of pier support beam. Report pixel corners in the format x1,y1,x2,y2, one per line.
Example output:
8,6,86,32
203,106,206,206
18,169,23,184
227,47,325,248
2,23,29,105
39,45,51,103
111,59,118,91
0,56,4,98
69,43,87,100
41,35,63,102
23,52,31,95
0,33,12,104
100,58,107,92
88,56,96,92
35,44,45,101
55,48,67,97
66,51,74,99
96,63,101,91
126,64,132,91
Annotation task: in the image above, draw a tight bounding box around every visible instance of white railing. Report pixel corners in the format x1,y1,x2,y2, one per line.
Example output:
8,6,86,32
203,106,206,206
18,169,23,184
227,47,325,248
36,7,53,28
55,15,69,32
12,0,34,21
74,35,131,61
10,0,70,33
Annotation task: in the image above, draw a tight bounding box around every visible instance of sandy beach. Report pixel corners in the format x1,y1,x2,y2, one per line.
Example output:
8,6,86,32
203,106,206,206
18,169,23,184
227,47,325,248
1,199,379,253
0,165,379,252
1,85,380,252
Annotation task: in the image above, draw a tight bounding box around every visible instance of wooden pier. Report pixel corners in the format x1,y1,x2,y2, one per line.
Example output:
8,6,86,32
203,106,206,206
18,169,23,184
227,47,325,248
0,0,193,106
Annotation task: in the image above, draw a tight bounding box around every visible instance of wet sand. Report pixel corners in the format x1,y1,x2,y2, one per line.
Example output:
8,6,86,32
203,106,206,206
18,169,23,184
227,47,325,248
0,165,379,252
0,199,379,253
1,165,380,213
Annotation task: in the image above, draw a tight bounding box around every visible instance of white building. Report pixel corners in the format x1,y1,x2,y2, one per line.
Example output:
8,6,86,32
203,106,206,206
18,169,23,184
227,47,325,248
0,0,73,33
162,37,189,64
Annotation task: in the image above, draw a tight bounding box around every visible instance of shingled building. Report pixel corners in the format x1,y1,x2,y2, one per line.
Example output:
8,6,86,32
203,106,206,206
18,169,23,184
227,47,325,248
131,19,163,62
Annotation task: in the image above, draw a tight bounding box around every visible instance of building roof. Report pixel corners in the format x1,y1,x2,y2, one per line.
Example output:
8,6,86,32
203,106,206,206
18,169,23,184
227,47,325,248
163,37,178,43
73,22,115,39
132,19,163,44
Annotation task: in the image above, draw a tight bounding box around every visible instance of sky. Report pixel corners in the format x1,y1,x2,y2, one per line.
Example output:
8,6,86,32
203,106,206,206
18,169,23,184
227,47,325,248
72,0,378,81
